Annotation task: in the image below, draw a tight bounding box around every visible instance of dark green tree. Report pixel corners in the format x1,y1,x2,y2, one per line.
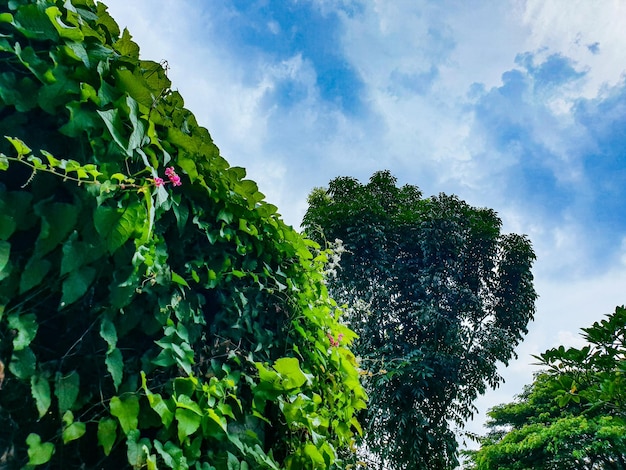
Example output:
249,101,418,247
302,171,537,469
466,306,626,469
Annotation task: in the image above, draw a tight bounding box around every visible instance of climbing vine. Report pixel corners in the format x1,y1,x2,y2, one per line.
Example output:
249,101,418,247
0,0,366,468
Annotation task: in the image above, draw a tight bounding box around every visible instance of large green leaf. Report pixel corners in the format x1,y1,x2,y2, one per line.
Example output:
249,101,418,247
94,202,145,253
26,433,55,466
110,394,139,435
175,408,201,443
273,357,307,390
45,6,84,41
96,108,128,153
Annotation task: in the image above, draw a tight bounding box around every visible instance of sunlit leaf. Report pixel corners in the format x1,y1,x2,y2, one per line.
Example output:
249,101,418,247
110,394,139,435
26,433,55,466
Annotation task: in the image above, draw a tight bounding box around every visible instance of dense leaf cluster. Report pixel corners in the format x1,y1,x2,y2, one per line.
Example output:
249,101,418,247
303,171,537,469
0,0,365,468
467,306,626,469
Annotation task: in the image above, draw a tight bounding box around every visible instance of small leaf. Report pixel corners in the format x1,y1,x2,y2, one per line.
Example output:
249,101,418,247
9,347,36,379
0,153,8,171
62,411,86,444
304,443,325,466
217,209,233,224
26,433,55,466
126,429,150,468
100,317,118,351
105,348,124,391
0,242,9,274
55,370,80,414
31,373,51,418
8,312,38,350
97,418,118,456
5,136,31,156
171,271,189,287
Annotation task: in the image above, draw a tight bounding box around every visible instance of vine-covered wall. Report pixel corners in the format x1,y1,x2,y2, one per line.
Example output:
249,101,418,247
0,1,365,468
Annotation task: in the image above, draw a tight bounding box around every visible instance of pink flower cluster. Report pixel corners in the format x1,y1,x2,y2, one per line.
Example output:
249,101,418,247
165,166,181,186
154,166,182,187
328,332,344,347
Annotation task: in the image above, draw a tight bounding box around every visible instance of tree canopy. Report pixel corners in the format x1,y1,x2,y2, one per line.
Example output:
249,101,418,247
466,305,626,469
0,0,365,468
302,171,537,469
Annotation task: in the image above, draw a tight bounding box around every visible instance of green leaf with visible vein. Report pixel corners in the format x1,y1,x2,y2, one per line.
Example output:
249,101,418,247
31,373,51,418
55,371,80,414
273,357,307,389
175,408,201,443
8,312,38,350
94,203,145,253
110,394,139,434
62,411,86,444
9,347,36,379
97,108,128,153
97,418,117,456
5,136,32,156
105,348,124,390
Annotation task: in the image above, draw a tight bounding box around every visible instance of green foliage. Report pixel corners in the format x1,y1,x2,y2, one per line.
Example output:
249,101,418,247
0,0,365,468
303,171,537,469
466,306,626,469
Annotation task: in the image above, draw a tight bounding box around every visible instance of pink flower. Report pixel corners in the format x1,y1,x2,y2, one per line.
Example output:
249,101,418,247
165,166,182,186
328,333,341,347
170,174,182,186
154,176,165,187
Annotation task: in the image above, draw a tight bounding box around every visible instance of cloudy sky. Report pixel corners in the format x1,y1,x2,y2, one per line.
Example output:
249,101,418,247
103,0,626,452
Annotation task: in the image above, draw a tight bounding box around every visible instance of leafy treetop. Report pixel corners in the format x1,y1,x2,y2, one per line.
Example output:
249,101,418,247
466,305,626,470
303,170,537,469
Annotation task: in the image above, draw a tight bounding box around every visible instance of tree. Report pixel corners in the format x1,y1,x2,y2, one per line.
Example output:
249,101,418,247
466,306,626,469
302,171,537,469
0,1,365,468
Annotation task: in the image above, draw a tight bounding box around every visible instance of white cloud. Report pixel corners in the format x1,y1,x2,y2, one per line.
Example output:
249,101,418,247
520,0,626,99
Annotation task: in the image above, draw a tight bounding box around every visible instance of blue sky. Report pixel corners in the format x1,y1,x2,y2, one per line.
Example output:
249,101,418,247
104,0,626,456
